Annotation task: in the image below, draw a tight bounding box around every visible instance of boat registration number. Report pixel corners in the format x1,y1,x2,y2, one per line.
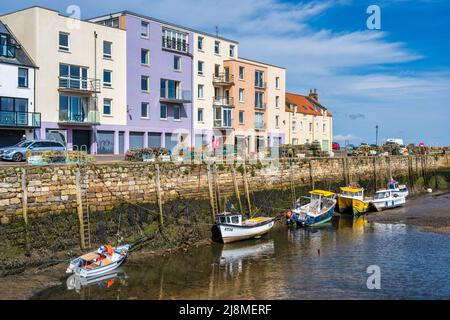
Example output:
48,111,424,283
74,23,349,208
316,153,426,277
224,227,233,231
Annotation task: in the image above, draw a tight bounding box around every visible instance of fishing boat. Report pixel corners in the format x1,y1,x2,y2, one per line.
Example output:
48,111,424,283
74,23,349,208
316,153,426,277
66,270,127,293
287,190,337,227
66,244,130,278
215,209,275,244
337,185,372,215
372,180,408,211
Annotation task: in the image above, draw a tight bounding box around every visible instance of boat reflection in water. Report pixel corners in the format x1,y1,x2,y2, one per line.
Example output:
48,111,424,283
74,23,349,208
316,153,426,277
66,269,128,294
218,240,275,275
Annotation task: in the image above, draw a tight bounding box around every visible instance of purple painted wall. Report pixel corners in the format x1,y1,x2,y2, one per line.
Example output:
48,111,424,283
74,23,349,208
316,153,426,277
124,14,193,150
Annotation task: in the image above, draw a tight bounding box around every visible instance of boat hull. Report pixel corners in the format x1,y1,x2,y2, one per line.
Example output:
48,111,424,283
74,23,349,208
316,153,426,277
218,219,275,244
372,197,406,211
293,205,336,227
77,257,126,278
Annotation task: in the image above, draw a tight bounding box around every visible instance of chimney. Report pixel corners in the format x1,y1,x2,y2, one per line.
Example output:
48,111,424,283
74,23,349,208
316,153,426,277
309,88,318,101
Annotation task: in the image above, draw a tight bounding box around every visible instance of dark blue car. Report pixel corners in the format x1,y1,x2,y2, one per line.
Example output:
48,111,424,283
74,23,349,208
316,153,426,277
0,140,66,162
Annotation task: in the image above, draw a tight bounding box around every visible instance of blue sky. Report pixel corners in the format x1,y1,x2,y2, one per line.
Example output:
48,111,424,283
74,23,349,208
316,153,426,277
1,0,449,146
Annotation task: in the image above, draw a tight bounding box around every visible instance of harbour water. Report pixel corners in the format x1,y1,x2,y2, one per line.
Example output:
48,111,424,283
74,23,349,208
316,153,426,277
33,216,450,300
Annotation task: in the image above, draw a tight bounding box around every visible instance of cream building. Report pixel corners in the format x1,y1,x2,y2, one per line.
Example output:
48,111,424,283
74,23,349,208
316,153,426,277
285,90,333,153
0,6,127,154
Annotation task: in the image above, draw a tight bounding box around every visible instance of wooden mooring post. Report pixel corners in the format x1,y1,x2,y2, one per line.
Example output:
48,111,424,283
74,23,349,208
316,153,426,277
242,162,252,217
206,164,217,223
21,168,28,226
75,168,86,250
155,164,164,228
309,159,315,190
373,157,377,192
230,165,244,214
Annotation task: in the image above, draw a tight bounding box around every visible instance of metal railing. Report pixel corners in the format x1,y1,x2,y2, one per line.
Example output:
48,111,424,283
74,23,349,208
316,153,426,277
213,96,234,106
213,119,233,129
59,110,100,125
58,76,101,93
255,121,266,130
255,82,267,89
162,37,189,53
255,102,267,110
212,73,234,85
0,111,41,128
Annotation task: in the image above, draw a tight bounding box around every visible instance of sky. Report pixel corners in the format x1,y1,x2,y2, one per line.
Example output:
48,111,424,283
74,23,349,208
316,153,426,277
1,0,449,146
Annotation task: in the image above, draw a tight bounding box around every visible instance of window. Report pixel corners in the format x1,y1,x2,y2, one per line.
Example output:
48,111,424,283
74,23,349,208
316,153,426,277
198,36,203,50
103,99,112,115
292,138,298,145
160,104,167,119
214,40,220,54
196,108,204,123
101,18,119,28
214,64,220,77
198,61,204,75
18,68,28,88
141,102,149,118
323,124,326,133
292,120,297,133
239,88,244,102
275,76,280,89
239,66,244,80
174,105,181,120
141,49,149,65
174,56,181,71
103,41,112,59
1,34,15,58
198,84,204,99
59,32,69,51
276,96,279,109
141,21,149,38
239,111,244,125
59,64,88,90
103,70,112,88
255,92,264,108
309,123,313,132
160,79,180,99
229,45,235,57
162,28,188,53
255,70,264,88
141,76,149,92
276,115,279,128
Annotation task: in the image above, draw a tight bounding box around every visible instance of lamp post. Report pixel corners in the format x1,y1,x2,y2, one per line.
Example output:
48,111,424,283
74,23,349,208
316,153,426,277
375,125,379,146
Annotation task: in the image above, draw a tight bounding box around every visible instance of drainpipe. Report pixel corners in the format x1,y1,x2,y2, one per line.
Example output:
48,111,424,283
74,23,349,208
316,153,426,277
93,31,98,155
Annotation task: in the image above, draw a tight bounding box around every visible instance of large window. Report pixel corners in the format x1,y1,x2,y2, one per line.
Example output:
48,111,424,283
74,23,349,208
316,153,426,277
255,70,264,88
0,33,15,58
141,21,149,38
103,70,112,88
174,105,181,120
59,32,69,51
141,49,150,65
97,131,115,155
255,92,264,108
0,97,29,126
103,41,112,59
162,28,188,53
160,104,167,119
59,64,88,90
148,133,161,147
18,68,28,88
141,76,149,92
160,79,180,99
59,95,89,122
130,132,144,149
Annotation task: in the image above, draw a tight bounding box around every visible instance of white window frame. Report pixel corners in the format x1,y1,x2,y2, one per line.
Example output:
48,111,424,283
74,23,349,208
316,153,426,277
229,45,235,57
239,111,244,125
160,104,168,120
198,61,204,75
214,40,220,55
141,75,150,92
141,21,149,38
239,66,244,80
59,32,69,52
141,49,150,66
174,56,181,71
198,36,204,51
103,70,112,88
141,102,149,119
103,41,112,59
173,105,181,121
239,88,244,102
276,96,280,109
103,98,112,116
275,76,280,89
198,84,204,99
198,108,204,123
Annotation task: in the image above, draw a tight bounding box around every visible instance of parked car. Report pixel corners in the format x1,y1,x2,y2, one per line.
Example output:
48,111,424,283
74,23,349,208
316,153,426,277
0,140,66,162
332,142,340,150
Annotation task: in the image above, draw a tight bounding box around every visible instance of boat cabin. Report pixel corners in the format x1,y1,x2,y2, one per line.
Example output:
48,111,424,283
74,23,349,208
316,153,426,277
339,187,364,199
387,180,399,190
375,190,392,200
308,190,336,214
217,213,242,226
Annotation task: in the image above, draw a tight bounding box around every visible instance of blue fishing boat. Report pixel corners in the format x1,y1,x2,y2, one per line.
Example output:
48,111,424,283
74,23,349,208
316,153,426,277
287,190,337,227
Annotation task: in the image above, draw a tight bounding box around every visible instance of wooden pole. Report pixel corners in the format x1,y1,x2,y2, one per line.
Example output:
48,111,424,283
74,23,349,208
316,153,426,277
290,160,296,208
206,164,216,223
75,168,85,250
155,164,164,227
21,168,28,226
230,165,243,213
388,156,392,180
373,157,377,193
242,162,252,217
309,159,315,190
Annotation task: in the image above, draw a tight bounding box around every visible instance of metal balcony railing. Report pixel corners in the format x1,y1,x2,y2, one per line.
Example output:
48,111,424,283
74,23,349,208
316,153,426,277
255,82,267,89
255,121,266,131
255,102,267,110
213,96,234,106
0,111,41,128
162,36,189,53
212,73,234,85
58,76,101,93
213,119,233,129
59,110,100,125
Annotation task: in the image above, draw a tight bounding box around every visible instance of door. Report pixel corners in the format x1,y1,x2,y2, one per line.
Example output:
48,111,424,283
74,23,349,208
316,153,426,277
97,131,115,154
73,130,91,153
46,129,67,146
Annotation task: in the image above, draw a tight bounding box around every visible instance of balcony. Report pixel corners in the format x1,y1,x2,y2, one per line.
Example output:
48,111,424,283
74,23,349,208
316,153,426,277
162,36,189,54
213,96,234,107
255,82,267,90
255,121,266,131
58,76,101,94
0,111,41,128
214,118,233,130
212,73,234,86
255,102,267,111
160,90,192,104
0,44,16,58
213,106,233,130
58,110,100,126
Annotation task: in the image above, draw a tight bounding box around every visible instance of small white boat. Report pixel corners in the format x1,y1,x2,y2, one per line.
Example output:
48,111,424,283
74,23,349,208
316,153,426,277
371,180,408,211
66,244,130,278
66,270,127,293
216,213,275,244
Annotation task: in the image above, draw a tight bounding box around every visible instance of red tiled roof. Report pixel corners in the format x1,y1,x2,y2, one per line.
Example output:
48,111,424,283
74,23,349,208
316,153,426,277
285,93,323,116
